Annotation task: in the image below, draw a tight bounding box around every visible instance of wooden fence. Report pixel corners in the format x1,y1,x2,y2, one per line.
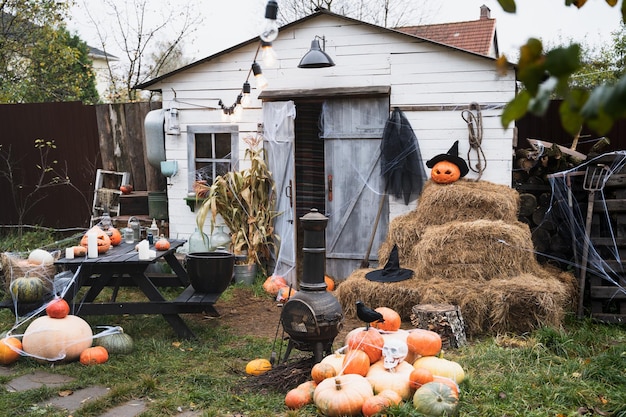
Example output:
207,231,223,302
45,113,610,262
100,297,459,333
0,101,161,229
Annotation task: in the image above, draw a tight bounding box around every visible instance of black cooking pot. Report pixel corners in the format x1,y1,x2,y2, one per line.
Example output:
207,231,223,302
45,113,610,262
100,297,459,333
185,251,235,294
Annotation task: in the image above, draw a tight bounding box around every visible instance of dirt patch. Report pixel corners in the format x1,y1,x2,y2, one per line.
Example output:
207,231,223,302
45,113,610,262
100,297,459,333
209,287,362,345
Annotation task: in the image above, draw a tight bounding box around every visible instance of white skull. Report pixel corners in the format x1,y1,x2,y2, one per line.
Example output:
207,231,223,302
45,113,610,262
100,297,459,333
382,338,408,370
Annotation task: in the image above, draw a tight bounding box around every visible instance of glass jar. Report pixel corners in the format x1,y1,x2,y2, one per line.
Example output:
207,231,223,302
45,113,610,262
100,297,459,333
128,216,141,242
210,225,231,251
188,228,211,253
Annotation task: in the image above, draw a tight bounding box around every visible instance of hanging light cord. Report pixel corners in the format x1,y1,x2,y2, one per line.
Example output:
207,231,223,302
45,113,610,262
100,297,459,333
462,102,486,180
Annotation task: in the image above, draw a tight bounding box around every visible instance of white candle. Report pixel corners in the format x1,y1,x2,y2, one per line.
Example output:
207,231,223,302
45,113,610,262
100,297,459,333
65,248,74,259
138,240,150,260
87,232,98,258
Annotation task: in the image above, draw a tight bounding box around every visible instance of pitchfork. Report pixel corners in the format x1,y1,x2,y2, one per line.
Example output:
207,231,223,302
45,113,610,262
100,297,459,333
577,163,611,318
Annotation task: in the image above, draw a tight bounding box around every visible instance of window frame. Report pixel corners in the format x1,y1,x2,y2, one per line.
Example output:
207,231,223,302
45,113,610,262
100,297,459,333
186,125,239,193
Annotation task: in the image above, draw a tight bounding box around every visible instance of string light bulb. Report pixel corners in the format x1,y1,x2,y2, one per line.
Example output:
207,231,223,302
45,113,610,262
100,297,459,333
252,62,268,90
260,0,279,42
241,82,251,107
261,41,278,68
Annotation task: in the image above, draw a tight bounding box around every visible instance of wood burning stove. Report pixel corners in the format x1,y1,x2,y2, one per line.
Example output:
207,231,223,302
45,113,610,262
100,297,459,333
280,209,343,362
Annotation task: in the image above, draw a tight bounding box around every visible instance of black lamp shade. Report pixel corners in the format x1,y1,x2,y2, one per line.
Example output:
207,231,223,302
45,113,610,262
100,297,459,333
298,39,335,69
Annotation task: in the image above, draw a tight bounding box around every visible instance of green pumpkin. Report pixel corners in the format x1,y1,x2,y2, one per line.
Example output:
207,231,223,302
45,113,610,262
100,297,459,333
9,277,45,303
96,327,134,354
413,382,459,417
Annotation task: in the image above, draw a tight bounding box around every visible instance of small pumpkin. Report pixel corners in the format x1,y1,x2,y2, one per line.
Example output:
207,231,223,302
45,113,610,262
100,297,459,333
285,380,317,409
342,348,371,376
311,362,337,383
245,358,272,376
262,274,288,295
413,381,459,416
109,227,122,246
345,327,384,364
80,225,111,254
371,307,401,332
319,351,346,375
80,346,109,365
431,160,461,184
0,337,22,365
154,237,171,251
409,366,435,390
9,276,45,303
406,329,442,357
96,327,134,354
276,286,297,302
324,275,335,291
362,393,393,417
46,297,70,319
27,248,54,265
412,356,465,384
313,374,374,417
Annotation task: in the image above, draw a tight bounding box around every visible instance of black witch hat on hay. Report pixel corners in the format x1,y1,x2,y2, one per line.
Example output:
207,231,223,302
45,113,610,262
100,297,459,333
365,244,413,282
426,140,469,177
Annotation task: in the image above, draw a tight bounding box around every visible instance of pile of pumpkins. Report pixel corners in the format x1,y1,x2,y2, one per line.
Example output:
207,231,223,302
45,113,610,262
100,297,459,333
262,274,336,302
0,297,133,366
283,306,465,417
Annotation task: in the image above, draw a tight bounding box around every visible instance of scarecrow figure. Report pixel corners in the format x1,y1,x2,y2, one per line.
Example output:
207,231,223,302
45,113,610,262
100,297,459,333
426,140,469,184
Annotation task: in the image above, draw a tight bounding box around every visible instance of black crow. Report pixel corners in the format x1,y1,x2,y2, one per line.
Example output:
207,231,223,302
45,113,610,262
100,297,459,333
356,301,384,329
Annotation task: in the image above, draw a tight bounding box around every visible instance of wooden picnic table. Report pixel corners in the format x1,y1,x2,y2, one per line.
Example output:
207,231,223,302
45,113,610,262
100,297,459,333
53,239,221,339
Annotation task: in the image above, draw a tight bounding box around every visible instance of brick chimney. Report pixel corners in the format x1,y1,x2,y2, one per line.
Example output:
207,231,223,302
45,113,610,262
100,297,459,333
480,4,491,19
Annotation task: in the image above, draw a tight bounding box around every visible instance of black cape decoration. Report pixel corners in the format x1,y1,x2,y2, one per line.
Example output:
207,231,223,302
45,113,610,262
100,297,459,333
380,107,426,205
425,140,469,177
365,244,413,282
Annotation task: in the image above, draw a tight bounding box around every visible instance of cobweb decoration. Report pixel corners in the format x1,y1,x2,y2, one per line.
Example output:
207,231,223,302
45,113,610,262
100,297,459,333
545,150,626,318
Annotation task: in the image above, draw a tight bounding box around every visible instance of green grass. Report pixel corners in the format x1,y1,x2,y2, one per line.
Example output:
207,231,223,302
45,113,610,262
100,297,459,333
1,231,626,416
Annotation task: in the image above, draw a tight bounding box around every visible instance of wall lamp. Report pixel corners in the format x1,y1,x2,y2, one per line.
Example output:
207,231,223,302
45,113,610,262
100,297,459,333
298,35,335,69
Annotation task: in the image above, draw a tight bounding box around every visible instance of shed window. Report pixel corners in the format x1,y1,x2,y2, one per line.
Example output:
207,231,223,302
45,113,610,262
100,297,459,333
187,125,238,192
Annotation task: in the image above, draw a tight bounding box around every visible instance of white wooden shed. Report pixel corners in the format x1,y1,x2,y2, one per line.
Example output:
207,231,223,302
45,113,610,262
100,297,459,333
135,9,517,283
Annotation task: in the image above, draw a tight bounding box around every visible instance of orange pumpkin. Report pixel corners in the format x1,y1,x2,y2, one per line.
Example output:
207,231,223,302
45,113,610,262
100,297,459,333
409,366,435,390
311,362,337,383
371,307,401,332
0,337,22,365
324,275,335,291
346,327,384,364
285,380,317,409
277,286,297,302
431,160,461,184
262,275,287,296
72,245,87,257
313,374,374,417
406,329,442,357
154,237,171,251
80,226,111,254
109,227,122,246
342,349,371,376
80,346,109,365
362,394,393,417
45,297,70,319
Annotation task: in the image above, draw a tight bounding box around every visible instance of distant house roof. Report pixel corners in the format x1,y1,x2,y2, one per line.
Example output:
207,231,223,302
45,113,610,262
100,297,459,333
396,5,498,58
88,46,119,61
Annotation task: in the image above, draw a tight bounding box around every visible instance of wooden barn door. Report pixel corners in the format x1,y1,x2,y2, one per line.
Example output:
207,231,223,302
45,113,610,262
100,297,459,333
322,97,389,279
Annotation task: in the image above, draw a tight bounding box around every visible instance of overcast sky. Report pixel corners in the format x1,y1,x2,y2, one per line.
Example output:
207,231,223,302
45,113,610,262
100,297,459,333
68,0,623,62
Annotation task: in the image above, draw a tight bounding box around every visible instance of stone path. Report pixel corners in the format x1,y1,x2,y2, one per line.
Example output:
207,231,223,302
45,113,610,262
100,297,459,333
1,367,201,416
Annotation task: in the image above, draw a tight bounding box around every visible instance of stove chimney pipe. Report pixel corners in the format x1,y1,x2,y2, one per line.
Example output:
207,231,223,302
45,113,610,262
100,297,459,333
299,208,328,291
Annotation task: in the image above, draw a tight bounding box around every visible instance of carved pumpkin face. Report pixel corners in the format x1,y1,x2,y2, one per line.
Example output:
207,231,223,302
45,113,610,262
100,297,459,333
431,160,461,184
80,226,112,253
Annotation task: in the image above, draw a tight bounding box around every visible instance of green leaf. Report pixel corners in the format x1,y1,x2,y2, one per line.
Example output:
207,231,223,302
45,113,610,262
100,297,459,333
603,75,626,118
501,91,531,128
545,44,581,78
517,39,547,95
529,77,558,116
581,84,612,119
559,92,586,136
497,0,516,13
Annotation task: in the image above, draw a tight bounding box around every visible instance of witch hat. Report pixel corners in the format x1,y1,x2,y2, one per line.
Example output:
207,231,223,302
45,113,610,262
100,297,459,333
425,140,469,177
365,244,413,282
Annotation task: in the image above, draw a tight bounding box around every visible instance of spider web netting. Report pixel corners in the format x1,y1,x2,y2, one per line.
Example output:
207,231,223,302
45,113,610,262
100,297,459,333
543,150,626,316
1,252,122,362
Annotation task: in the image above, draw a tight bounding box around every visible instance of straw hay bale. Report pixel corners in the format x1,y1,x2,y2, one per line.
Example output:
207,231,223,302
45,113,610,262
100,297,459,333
1,252,55,292
414,180,520,227
413,220,540,280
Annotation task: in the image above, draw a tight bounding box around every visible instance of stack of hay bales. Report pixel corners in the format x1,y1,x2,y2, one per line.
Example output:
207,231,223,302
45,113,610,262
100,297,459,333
336,179,577,336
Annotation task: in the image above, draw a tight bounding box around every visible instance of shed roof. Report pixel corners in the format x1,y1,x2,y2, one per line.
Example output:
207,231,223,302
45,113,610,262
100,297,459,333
135,8,500,91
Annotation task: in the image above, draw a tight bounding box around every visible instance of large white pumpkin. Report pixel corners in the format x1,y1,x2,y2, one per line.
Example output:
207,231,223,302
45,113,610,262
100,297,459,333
22,315,93,362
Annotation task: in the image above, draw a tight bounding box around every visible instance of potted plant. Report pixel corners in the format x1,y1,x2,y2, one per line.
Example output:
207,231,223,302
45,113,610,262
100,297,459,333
195,134,279,281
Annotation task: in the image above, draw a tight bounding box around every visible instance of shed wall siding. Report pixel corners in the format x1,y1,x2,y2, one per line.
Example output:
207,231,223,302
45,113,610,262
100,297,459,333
146,14,516,242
